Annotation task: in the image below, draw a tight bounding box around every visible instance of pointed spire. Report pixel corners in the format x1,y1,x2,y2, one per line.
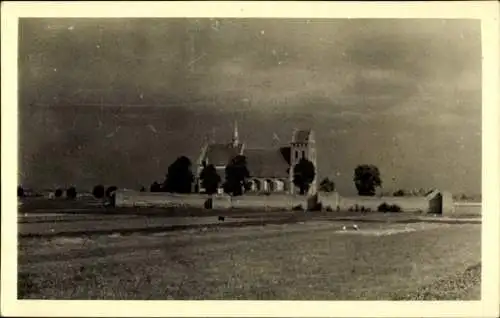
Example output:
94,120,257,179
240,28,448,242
232,120,239,147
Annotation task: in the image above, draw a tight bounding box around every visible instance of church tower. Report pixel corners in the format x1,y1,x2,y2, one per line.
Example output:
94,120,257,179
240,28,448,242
288,129,317,195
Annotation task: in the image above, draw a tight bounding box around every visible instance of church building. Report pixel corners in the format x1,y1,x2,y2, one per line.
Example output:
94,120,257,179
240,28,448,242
195,123,317,195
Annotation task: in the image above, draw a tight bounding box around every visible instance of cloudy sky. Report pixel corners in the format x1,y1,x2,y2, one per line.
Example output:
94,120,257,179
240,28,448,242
18,18,481,195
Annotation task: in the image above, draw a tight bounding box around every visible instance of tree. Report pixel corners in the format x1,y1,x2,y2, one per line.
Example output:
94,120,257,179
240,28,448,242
163,156,194,193
353,164,382,196
200,164,221,195
92,185,105,199
105,186,118,198
54,188,63,198
150,181,161,192
17,186,25,198
224,155,250,196
66,186,77,200
293,158,316,195
319,177,335,192
393,189,405,197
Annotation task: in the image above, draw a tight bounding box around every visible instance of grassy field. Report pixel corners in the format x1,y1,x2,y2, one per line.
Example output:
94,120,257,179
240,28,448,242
18,219,481,300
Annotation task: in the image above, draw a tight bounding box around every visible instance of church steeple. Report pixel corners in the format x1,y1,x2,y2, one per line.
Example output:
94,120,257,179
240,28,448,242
232,120,239,147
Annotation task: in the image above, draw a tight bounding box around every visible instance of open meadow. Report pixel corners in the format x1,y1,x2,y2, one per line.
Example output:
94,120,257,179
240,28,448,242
18,200,481,300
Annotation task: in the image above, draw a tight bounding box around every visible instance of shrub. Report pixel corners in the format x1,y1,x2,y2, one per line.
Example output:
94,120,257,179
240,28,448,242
378,202,402,213
66,187,77,200
393,189,405,197
389,204,402,212
319,177,336,192
92,185,105,199
292,204,303,211
150,182,161,192
54,188,63,198
325,206,333,212
378,202,390,212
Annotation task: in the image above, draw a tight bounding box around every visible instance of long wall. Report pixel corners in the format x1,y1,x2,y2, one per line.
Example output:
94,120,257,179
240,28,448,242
115,189,474,216
115,190,309,210
319,191,456,214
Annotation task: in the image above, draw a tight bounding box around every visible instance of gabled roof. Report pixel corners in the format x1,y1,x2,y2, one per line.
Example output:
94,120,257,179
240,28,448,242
245,148,290,178
292,129,312,143
204,143,243,166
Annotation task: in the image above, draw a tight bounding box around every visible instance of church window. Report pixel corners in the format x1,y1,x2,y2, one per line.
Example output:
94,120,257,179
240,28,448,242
302,151,305,159
295,150,299,160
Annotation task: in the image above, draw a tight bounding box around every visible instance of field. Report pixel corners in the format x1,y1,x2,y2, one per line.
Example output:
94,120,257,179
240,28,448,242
18,200,481,300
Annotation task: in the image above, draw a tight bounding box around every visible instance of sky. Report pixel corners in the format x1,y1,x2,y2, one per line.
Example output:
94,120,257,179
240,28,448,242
18,18,482,195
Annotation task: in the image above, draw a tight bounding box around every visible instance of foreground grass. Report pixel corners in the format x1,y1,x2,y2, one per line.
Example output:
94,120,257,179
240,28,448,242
18,221,481,300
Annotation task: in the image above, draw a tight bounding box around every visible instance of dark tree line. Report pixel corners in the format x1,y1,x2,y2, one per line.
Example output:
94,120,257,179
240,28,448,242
144,155,318,197
19,160,388,200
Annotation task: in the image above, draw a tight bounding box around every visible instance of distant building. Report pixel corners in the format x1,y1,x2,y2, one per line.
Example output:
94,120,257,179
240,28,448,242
195,122,317,195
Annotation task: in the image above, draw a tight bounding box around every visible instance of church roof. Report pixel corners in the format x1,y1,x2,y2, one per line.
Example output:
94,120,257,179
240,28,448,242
204,143,243,166
245,148,290,178
293,129,312,143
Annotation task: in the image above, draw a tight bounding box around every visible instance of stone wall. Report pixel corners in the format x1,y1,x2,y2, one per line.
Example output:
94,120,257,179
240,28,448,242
115,189,467,215
339,195,429,212
453,202,482,216
115,190,308,211
115,190,210,208
230,194,308,210
317,190,460,214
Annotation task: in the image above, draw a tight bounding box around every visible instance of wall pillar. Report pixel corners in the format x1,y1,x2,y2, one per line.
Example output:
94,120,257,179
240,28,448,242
441,191,455,215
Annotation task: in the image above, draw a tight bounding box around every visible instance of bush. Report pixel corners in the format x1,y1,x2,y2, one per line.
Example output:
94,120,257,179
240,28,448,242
66,187,77,200
292,204,303,211
92,185,105,198
393,189,405,197
389,204,402,212
54,188,63,198
377,202,402,213
378,202,390,212
150,182,161,192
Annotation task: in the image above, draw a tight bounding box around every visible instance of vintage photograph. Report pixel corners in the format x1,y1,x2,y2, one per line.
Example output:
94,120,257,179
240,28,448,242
16,17,482,301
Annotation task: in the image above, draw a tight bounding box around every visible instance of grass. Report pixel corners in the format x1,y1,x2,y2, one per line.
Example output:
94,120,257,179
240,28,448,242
18,221,481,300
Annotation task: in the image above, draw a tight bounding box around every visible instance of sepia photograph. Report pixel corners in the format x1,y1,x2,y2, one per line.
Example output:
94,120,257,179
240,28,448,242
2,2,499,317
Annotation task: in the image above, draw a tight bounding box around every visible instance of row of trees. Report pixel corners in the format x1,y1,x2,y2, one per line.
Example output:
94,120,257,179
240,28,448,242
16,162,395,199
92,185,118,199
17,185,119,201
146,155,318,196
17,186,78,199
